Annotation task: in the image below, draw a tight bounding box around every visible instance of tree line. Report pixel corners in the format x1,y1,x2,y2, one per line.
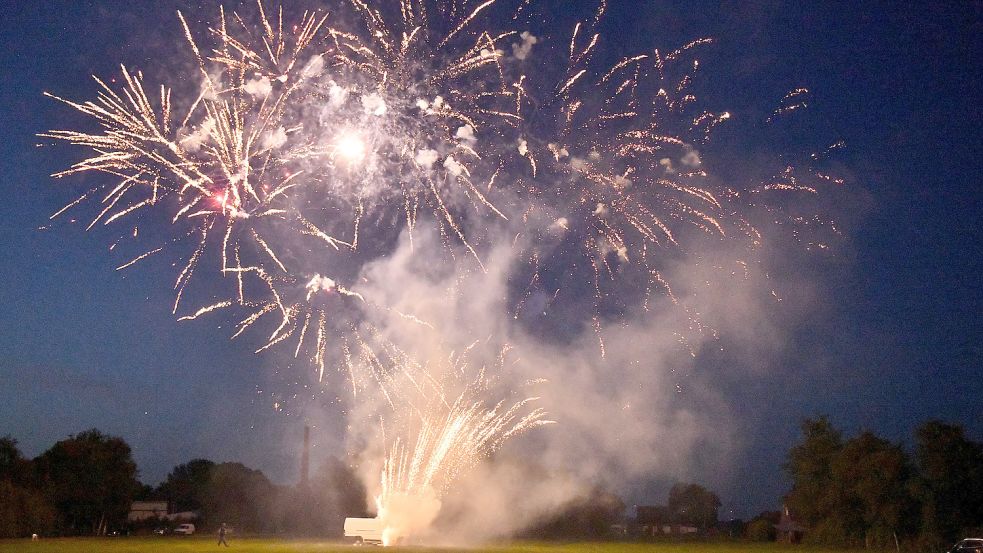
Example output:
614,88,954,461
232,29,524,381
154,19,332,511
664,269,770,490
0,429,367,538
3,418,980,544
779,417,983,549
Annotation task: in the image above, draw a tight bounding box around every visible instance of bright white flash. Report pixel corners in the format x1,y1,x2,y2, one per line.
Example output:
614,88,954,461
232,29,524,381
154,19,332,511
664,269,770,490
334,132,367,164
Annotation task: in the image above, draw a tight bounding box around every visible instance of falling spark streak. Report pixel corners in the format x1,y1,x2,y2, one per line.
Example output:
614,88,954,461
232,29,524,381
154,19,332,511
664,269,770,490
178,301,234,321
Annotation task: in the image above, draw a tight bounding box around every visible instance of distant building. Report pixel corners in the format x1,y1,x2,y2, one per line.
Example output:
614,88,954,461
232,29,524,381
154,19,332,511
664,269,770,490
635,504,669,536
634,505,698,536
127,501,168,522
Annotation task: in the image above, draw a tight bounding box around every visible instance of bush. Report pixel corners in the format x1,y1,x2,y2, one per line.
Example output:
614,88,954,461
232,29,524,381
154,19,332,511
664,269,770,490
806,517,850,546
746,519,775,542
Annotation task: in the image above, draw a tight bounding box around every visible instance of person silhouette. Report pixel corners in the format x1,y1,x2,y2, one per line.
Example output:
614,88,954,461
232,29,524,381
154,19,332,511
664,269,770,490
218,523,229,547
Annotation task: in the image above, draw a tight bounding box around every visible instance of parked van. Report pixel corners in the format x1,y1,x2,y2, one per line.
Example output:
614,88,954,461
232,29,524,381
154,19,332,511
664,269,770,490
173,523,196,535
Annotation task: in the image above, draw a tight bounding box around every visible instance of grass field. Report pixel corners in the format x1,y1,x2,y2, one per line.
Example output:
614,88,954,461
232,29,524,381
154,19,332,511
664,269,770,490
0,538,868,553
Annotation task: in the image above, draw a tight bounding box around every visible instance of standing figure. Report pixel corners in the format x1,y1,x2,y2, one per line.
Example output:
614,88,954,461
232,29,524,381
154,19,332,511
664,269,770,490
218,523,229,547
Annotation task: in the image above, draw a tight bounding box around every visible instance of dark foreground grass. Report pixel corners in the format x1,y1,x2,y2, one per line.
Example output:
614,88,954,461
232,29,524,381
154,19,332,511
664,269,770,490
0,538,868,553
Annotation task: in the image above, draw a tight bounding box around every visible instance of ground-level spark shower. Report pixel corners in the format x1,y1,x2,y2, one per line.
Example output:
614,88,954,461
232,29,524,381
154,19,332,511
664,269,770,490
362,343,552,545
43,0,842,543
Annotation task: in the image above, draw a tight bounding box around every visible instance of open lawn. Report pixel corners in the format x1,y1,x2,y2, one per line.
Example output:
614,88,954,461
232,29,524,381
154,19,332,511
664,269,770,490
0,538,869,553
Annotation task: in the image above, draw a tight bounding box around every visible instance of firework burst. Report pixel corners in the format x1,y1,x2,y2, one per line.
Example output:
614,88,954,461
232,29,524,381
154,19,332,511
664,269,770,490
42,0,540,373
42,2,843,543
508,9,842,355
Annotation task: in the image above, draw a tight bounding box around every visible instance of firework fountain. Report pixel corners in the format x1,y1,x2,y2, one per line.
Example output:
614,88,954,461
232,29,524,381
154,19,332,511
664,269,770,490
42,0,842,544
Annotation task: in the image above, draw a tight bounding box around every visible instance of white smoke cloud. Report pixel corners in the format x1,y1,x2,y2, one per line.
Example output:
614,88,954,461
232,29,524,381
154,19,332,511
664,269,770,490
178,118,215,153
244,75,273,99
415,149,440,169
199,71,222,102
548,143,570,160
361,93,388,116
512,31,539,61
613,175,632,189
681,149,702,168
337,223,801,542
455,125,476,144
479,48,503,60
262,127,288,150
443,155,464,177
328,83,348,108
379,488,442,545
306,274,337,295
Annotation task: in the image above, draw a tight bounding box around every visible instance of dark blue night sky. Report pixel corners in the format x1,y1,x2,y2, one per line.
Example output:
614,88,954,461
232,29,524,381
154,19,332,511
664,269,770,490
0,1,980,518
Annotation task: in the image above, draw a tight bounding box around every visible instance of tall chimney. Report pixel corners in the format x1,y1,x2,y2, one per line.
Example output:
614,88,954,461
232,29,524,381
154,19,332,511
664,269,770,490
300,425,310,489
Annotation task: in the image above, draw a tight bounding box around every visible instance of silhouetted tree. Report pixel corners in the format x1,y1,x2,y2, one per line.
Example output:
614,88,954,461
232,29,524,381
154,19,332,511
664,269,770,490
34,429,139,535
0,437,30,484
784,417,844,542
0,437,55,538
131,483,156,501
200,462,275,532
913,421,983,543
667,483,721,530
746,511,780,541
521,485,625,539
156,458,215,513
830,431,915,546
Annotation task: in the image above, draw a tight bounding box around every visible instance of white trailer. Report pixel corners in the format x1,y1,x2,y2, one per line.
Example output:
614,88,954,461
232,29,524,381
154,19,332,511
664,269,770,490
344,517,384,545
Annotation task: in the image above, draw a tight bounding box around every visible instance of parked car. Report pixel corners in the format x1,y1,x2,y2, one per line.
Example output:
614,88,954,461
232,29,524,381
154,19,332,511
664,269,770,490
949,539,983,553
152,527,168,535
173,523,196,535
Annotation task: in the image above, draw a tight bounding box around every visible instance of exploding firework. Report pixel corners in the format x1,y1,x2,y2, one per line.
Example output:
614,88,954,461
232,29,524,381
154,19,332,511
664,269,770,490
42,0,841,366
41,0,537,374
508,11,842,355
42,0,843,544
